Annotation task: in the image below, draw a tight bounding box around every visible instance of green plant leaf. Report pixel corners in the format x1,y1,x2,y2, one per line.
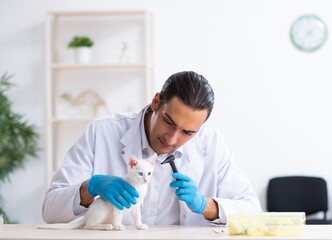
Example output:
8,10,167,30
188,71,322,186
68,36,94,48
0,72,39,223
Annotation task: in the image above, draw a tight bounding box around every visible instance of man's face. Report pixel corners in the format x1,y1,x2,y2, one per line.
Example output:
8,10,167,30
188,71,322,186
146,94,208,155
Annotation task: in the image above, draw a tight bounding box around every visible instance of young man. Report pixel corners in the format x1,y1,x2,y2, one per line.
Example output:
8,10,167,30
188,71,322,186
43,71,262,225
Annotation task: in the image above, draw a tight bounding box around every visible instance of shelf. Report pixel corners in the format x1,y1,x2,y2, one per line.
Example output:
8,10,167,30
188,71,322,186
45,10,152,183
48,10,148,18
51,63,147,71
51,118,94,123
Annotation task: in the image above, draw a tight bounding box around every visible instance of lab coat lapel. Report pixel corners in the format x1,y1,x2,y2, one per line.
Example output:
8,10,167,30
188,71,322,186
120,110,145,164
178,144,206,225
178,147,205,185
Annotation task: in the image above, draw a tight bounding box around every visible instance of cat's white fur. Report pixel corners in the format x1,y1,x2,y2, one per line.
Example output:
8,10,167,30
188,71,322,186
38,154,157,231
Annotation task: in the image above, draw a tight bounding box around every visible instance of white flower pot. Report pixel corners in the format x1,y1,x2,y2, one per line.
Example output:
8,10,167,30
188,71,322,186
74,47,91,64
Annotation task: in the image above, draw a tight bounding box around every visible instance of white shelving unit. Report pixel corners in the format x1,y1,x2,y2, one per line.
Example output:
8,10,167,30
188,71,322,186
45,11,153,182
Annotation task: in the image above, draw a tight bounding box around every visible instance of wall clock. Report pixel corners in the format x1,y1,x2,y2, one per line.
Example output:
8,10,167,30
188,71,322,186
290,14,328,52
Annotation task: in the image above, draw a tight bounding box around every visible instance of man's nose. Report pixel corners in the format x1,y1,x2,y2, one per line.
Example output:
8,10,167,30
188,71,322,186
166,130,179,145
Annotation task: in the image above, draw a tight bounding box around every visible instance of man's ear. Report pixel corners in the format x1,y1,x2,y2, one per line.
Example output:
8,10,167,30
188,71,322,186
150,93,160,111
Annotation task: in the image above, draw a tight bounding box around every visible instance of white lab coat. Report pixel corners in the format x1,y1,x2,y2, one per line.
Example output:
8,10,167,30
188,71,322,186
42,106,262,225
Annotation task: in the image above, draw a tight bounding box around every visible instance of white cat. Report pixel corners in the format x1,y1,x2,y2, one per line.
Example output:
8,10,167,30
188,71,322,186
38,154,156,231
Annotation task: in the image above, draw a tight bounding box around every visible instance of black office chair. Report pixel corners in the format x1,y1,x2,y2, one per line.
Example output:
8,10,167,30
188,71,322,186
267,176,331,224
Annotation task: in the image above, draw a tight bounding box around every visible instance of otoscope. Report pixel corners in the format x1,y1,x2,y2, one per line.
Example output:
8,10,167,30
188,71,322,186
160,155,178,178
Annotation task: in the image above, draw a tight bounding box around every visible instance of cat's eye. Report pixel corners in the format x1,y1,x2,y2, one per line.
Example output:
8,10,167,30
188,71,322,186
148,172,151,176
138,171,143,176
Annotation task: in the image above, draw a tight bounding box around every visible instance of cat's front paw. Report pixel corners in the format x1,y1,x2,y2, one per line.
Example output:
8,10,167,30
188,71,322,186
103,224,114,231
113,224,125,231
136,223,148,230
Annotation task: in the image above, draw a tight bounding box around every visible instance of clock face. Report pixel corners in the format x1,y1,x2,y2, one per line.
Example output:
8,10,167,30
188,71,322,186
290,15,328,52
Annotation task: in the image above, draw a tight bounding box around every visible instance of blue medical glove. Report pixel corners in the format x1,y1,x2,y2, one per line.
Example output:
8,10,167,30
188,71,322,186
87,174,139,210
169,172,206,214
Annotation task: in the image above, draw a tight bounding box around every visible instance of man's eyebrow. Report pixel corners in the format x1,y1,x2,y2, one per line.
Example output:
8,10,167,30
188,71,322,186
164,113,176,125
164,113,198,133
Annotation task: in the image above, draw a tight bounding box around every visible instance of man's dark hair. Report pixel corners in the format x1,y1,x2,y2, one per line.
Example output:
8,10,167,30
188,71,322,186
157,71,215,120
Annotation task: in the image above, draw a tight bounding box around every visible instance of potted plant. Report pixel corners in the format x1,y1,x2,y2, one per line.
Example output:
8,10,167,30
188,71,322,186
0,73,39,223
68,36,94,64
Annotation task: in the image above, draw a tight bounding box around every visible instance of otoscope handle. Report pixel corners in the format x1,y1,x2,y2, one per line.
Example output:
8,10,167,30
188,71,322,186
161,155,178,179
169,161,178,173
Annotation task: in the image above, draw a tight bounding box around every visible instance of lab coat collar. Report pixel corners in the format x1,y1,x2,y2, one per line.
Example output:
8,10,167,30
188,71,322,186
140,106,154,156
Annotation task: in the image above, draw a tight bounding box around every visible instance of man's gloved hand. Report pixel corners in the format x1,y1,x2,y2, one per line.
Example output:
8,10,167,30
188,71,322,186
87,174,139,210
169,172,206,214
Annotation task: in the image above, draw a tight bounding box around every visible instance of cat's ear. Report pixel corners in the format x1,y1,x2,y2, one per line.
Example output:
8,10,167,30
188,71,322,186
147,153,157,166
129,155,138,168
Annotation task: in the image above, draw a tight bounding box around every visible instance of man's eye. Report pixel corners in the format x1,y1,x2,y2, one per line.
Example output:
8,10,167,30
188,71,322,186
164,118,172,125
183,131,193,136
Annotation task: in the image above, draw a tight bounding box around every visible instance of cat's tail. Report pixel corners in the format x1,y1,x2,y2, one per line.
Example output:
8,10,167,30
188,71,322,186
36,216,85,230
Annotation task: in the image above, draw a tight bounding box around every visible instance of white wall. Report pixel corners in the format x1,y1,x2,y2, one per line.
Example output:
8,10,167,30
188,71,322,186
1,0,332,223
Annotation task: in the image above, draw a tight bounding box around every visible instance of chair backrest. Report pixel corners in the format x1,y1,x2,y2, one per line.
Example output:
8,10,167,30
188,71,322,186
267,176,328,215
